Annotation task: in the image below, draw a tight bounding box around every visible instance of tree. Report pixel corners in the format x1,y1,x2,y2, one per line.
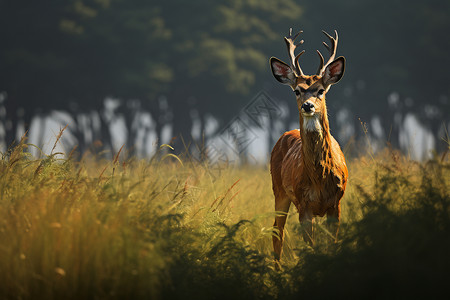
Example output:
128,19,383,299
154,0,303,154
300,0,450,152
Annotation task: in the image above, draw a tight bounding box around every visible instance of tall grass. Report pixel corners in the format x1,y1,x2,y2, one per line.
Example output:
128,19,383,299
0,137,449,299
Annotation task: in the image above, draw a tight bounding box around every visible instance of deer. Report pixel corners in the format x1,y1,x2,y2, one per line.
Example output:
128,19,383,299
269,29,348,263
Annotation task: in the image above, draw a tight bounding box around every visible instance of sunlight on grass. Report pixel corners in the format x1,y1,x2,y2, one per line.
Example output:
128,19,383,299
0,136,449,299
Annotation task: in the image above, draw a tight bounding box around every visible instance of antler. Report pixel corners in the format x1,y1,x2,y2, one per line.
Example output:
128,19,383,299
284,28,305,77
316,30,338,76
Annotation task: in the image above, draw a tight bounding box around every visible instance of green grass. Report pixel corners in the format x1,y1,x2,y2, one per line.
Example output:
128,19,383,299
0,137,449,299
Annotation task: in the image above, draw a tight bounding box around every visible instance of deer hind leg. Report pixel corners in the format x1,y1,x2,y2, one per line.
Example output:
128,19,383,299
272,196,291,262
326,204,341,242
299,209,314,246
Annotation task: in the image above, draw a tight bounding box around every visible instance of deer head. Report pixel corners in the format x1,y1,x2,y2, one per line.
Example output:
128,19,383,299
270,29,345,134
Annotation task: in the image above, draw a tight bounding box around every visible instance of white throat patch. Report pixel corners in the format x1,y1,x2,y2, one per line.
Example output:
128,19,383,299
303,115,322,133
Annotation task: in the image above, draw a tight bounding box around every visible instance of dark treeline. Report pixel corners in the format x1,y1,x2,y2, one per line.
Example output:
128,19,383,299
0,0,449,158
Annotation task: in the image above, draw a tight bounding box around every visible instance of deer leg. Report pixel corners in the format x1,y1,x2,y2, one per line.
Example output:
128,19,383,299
299,210,314,246
273,196,291,262
326,205,340,242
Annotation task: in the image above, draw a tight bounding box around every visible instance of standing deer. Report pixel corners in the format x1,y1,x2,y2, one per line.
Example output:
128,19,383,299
270,29,348,262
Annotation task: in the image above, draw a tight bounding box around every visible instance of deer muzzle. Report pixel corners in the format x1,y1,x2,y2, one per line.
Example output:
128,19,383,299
301,101,315,116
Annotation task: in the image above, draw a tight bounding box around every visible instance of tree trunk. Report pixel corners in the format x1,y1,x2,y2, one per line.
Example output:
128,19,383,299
170,90,193,156
4,95,19,149
120,99,140,157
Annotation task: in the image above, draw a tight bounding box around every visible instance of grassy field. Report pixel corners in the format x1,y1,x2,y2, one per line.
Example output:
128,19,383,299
0,137,449,299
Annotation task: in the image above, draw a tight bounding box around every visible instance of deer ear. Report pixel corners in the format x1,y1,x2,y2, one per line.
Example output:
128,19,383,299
323,56,345,86
270,57,297,87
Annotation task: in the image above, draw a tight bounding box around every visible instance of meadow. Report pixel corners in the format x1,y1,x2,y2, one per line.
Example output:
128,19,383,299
0,136,449,299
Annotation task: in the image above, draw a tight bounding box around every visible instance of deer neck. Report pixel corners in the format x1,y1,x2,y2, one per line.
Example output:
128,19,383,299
299,109,334,178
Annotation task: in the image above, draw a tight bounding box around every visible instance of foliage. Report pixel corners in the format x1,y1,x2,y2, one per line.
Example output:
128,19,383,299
2,0,449,153
0,136,449,299
298,0,450,150
0,0,303,150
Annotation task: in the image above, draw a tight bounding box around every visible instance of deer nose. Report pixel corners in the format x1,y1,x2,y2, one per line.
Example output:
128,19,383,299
301,102,314,113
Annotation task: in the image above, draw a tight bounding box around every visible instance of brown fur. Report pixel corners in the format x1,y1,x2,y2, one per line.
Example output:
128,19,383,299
271,74,348,262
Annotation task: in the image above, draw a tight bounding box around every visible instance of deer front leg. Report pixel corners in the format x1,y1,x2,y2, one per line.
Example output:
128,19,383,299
273,196,291,263
326,205,340,242
299,209,314,246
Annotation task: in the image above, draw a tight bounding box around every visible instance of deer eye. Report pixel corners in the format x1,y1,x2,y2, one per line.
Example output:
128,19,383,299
318,89,325,96
294,90,300,96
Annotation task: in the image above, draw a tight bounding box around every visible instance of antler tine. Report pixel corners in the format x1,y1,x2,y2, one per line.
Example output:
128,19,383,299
316,30,339,75
284,28,305,76
315,50,324,76
289,27,302,41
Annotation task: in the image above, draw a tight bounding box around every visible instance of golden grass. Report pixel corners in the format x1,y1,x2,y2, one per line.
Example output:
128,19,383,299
0,136,449,299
